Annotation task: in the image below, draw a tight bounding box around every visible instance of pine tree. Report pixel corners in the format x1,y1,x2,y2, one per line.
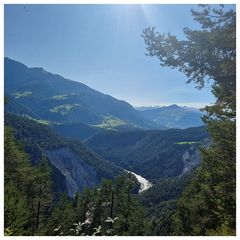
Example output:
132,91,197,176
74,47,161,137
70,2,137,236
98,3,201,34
142,4,236,235
4,182,30,235
46,192,75,235
4,126,34,235
4,125,54,235
31,159,53,235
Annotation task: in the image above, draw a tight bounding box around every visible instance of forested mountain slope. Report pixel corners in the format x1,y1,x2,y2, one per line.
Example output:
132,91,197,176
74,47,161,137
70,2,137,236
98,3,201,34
86,127,209,181
5,57,156,129
5,113,121,197
4,122,146,236
138,173,194,235
53,122,102,141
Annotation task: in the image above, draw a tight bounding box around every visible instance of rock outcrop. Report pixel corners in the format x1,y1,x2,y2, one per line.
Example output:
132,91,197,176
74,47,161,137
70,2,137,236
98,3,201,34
46,147,99,198
181,146,201,175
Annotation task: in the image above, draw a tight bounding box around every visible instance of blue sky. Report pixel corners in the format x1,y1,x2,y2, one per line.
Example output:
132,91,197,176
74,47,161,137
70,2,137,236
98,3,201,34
4,4,234,108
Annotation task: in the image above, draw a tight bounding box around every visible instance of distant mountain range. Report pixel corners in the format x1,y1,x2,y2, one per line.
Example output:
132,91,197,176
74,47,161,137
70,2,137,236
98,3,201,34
138,104,204,129
135,106,162,111
5,57,204,132
135,105,201,112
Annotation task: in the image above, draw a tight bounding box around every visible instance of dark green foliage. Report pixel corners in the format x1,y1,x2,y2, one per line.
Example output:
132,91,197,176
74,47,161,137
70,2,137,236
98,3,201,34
142,5,236,92
4,126,53,235
145,200,177,236
138,174,193,235
4,124,146,236
87,127,208,181
173,119,236,235
143,4,236,235
31,159,53,235
53,122,101,141
4,126,32,235
46,193,76,235
4,182,31,235
139,174,192,210
5,113,122,196
46,175,147,236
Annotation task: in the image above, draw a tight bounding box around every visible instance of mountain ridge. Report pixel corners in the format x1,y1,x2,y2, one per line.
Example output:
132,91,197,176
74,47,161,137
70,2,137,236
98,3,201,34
5,112,122,198
5,57,157,129
5,57,205,131
139,104,204,129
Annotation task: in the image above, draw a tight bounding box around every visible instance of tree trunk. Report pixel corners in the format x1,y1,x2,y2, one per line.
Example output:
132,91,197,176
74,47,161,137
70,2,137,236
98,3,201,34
35,200,41,234
35,187,42,235
110,191,114,229
125,186,131,232
97,199,101,226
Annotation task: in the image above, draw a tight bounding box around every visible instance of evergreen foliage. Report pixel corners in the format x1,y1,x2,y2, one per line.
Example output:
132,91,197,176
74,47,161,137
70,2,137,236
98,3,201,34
4,124,146,236
5,112,121,181
47,175,147,236
138,173,193,235
4,126,53,235
142,4,236,235
87,126,208,181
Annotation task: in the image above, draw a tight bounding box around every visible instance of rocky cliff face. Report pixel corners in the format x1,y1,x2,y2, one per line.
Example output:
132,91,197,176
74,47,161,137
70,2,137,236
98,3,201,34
181,139,211,176
181,146,201,175
5,113,122,199
46,147,99,198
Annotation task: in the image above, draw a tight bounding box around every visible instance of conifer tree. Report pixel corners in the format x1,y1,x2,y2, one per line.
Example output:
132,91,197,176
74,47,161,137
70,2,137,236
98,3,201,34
4,126,34,235
46,192,75,235
32,159,53,235
4,125,54,235
142,4,236,235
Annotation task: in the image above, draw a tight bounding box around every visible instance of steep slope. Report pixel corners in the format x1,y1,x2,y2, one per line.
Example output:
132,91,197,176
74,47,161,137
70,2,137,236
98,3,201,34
140,104,204,129
5,57,155,129
5,95,39,118
52,118,142,141
137,172,194,235
53,122,102,141
86,127,209,182
5,113,121,198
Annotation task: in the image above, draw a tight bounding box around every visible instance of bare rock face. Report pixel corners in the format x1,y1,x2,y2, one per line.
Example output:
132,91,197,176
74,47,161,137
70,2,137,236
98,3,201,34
46,147,99,198
181,146,201,175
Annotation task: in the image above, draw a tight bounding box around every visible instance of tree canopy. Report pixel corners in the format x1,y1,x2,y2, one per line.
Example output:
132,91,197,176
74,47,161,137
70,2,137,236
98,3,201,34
142,4,236,235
